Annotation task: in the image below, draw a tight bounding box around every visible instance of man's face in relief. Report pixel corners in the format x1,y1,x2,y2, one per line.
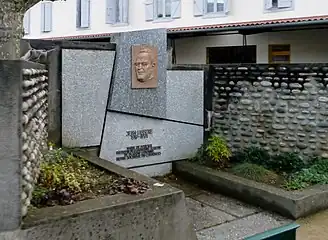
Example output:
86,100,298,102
134,51,155,82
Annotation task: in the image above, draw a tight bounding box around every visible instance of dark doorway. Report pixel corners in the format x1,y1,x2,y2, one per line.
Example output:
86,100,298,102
206,45,257,64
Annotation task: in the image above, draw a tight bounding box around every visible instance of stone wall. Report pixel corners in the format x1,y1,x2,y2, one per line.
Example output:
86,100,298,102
21,67,48,217
212,64,328,158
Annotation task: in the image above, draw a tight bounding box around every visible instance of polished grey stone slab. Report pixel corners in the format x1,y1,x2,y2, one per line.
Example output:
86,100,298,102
62,49,115,147
99,112,203,169
193,193,260,218
166,70,204,125
108,29,167,118
196,212,291,240
186,198,235,231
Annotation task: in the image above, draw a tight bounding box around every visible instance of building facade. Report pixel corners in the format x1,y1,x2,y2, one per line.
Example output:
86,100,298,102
23,0,328,64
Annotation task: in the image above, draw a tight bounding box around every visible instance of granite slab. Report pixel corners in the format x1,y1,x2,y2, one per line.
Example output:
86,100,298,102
62,49,115,147
108,29,167,118
99,111,203,168
166,70,204,125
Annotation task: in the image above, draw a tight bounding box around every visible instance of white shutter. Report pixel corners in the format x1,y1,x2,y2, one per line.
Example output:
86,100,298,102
122,0,129,23
106,0,117,24
224,0,230,13
80,0,90,28
264,0,273,9
278,0,292,8
42,2,52,32
171,0,181,19
145,0,154,21
194,0,204,16
76,0,81,27
23,11,31,35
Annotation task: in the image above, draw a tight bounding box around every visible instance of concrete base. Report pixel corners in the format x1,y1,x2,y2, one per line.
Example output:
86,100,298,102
174,161,328,220
130,163,172,177
18,149,196,240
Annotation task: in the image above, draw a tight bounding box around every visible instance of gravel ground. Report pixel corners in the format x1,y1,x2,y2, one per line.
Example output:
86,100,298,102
297,210,328,240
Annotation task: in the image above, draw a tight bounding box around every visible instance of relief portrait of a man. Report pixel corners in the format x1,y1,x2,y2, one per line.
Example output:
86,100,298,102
131,45,158,89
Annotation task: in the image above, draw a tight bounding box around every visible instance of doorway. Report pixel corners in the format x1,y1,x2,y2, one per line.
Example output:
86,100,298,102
206,45,257,64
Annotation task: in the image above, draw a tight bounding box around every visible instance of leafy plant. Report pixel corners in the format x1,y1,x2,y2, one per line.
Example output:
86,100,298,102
270,152,306,173
234,146,271,167
283,158,328,190
205,135,231,168
38,149,95,193
231,163,281,185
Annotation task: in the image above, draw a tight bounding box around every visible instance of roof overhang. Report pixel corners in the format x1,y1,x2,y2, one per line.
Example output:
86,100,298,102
26,15,328,41
168,15,328,38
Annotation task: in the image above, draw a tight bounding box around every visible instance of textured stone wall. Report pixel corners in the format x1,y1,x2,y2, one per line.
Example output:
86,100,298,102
212,64,328,158
21,68,48,216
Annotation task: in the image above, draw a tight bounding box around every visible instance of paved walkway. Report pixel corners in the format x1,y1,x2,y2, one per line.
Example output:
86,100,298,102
156,175,291,240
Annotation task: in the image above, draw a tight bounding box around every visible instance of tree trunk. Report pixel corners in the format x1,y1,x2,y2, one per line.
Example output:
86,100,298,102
0,1,24,60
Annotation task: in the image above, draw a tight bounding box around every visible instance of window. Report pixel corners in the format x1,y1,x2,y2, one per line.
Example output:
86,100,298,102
41,1,52,32
106,0,129,24
77,0,90,28
265,0,293,11
23,10,31,35
194,0,229,17
269,44,291,64
145,0,181,22
205,0,224,14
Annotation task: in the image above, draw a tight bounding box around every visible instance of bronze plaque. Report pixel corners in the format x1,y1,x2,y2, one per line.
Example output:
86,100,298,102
131,45,158,89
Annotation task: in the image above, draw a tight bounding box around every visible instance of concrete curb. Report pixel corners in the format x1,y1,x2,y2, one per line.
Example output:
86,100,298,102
17,149,197,240
173,161,328,219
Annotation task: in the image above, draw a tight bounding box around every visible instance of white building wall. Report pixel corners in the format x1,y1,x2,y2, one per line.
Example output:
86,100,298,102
175,29,328,64
25,0,328,39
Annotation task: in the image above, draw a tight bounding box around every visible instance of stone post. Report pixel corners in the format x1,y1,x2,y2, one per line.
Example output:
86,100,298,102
0,60,22,231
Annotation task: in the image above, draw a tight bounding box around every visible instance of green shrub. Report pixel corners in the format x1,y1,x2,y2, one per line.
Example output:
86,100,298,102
270,152,306,173
38,149,96,193
234,146,271,167
231,163,281,185
205,135,231,168
283,158,328,190
190,143,209,164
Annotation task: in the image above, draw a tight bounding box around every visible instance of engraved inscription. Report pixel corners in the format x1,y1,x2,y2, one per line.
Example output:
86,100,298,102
116,144,161,161
126,129,153,140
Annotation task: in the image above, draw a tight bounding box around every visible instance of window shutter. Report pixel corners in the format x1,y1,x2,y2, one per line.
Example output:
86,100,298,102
42,2,52,32
278,0,292,8
264,0,273,9
23,11,31,34
171,0,181,19
145,0,154,21
106,0,117,24
41,3,45,31
76,0,81,27
224,0,230,13
80,0,90,28
122,0,129,23
194,0,204,16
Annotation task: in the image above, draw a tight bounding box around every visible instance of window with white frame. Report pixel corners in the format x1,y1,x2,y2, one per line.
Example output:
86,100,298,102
76,0,90,28
106,0,129,24
205,0,224,14
194,0,229,17
265,0,293,11
156,0,171,18
145,0,181,22
41,1,52,32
